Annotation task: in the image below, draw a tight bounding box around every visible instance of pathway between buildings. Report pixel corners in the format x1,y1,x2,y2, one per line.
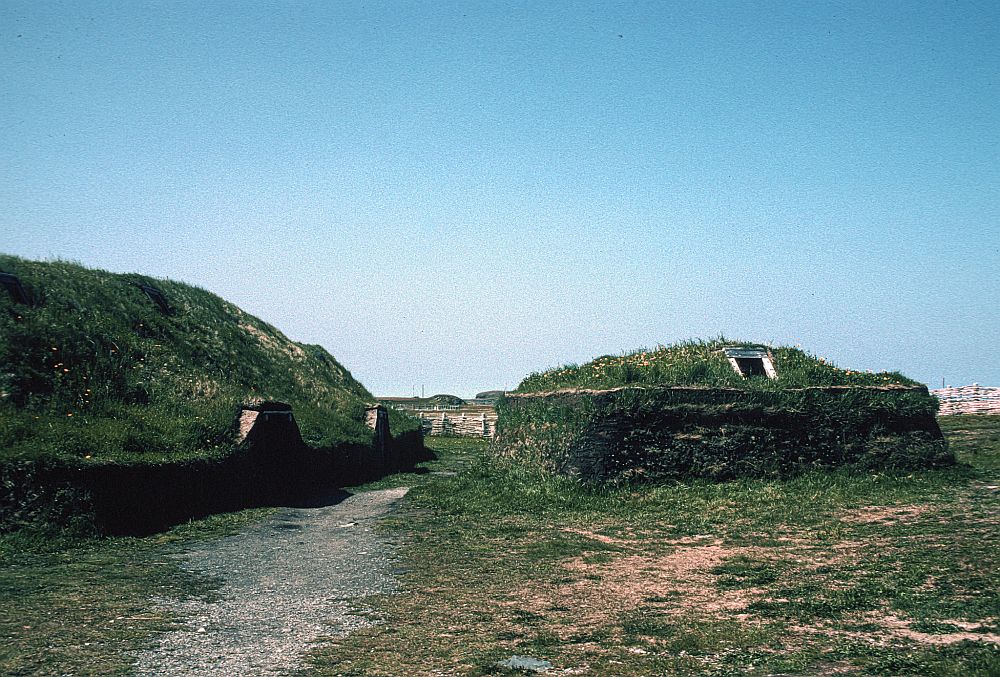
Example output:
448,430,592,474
133,487,409,676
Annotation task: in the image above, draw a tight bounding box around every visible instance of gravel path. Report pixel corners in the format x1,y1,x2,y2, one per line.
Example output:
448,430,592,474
133,487,409,676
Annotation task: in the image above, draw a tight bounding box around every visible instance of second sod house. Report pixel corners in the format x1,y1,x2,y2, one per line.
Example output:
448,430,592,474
493,340,952,482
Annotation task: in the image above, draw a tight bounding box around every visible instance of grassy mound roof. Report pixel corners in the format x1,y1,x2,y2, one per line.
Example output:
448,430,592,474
0,255,396,463
516,339,918,394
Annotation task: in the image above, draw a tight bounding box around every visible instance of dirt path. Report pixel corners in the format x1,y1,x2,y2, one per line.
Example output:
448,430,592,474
133,487,409,676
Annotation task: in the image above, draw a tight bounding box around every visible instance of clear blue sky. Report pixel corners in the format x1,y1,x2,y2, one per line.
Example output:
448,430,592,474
3,1,998,397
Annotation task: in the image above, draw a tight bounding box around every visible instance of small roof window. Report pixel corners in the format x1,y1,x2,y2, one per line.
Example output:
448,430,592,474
723,347,777,379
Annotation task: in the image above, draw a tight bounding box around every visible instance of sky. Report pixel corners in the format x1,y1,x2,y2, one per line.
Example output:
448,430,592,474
2,1,998,398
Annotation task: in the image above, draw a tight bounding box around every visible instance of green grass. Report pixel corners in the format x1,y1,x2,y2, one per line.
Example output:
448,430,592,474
515,338,917,393
496,364,946,482
0,508,273,676
302,417,1000,675
2,420,996,675
0,438,466,676
0,255,421,531
0,254,414,467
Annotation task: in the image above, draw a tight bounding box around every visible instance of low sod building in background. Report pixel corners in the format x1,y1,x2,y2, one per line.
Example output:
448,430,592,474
0,255,423,534
493,340,951,482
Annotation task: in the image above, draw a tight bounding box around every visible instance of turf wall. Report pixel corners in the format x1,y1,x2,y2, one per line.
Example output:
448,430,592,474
1,411,426,535
493,385,951,482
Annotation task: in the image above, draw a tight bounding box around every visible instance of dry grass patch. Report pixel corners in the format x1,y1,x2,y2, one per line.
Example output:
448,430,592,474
790,611,1000,649
840,504,931,525
867,613,1000,646
503,538,789,643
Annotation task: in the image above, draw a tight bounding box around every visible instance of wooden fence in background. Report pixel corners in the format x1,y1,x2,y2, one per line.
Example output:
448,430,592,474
932,385,1000,415
416,406,498,438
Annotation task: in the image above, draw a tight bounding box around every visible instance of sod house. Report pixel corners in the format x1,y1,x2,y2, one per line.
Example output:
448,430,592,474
493,340,951,482
0,255,424,534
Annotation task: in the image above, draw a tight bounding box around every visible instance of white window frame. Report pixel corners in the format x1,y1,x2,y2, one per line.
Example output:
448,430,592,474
723,347,777,379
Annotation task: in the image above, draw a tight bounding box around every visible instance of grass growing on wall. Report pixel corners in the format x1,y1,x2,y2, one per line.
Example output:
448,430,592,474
0,255,417,465
497,339,946,483
495,386,949,482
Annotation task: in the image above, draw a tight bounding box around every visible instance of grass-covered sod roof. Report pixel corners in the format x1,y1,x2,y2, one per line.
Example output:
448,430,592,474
496,339,949,482
515,339,917,393
0,255,412,464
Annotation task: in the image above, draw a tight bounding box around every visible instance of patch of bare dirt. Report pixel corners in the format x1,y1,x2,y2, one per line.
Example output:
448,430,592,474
840,504,930,525
790,613,1000,648
867,613,1000,646
559,527,639,548
508,540,770,638
505,514,1000,659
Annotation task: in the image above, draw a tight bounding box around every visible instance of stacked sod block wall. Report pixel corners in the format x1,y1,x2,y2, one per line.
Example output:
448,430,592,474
493,385,952,482
0,405,426,536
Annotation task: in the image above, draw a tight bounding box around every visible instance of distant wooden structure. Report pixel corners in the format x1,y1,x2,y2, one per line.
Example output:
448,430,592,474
932,385,1000,415
420,406,498,438
378,397,498,438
